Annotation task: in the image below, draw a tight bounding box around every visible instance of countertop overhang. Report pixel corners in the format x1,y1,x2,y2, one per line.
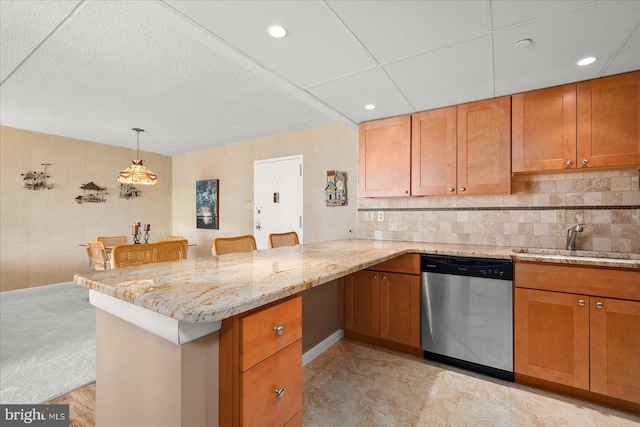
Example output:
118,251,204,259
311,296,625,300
74,239,640,324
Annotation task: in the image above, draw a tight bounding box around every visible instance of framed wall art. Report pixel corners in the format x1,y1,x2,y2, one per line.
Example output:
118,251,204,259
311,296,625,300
196,179,219,229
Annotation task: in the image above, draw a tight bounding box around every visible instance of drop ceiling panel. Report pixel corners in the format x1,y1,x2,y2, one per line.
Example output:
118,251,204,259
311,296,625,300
0,1,327,155
493,1,640,96
0,0,81,82
490,0,594,30
384,36,494,112
606,24,640,76
164,0,377,88
306,68,415,124
327,0,488,64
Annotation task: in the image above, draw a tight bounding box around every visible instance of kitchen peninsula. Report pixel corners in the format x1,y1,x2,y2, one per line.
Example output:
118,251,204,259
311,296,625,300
74,239,640,426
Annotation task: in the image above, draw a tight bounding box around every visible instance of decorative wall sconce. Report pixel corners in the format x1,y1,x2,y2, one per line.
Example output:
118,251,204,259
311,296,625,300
21,163,53,190
326,170,347,206
76,182,107,203
119,183,141,199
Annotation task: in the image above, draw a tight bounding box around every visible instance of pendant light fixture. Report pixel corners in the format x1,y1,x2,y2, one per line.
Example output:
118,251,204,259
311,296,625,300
117,128,157,185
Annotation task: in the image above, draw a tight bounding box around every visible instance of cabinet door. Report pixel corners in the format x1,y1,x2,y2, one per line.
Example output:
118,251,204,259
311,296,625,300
590,298,640,403
411,107,457,195
512,84,577,172
379,272,421,347
359,115,411,197
342,270,380,337
457,96,511,194
514,288,589,390
577,71,640,168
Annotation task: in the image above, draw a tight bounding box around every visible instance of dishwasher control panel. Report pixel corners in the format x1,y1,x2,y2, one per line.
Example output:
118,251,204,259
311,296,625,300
421,255,513,280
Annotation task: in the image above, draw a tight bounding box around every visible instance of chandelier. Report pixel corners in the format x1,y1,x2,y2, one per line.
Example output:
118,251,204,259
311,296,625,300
117,128,157,185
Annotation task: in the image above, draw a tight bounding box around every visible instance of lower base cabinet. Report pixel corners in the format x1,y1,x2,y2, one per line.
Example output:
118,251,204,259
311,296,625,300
514,262,640,409
220,296,303,427
341,254,421,351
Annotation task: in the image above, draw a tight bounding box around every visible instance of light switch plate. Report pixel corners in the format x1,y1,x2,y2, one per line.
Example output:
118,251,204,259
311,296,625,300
555,210,566,224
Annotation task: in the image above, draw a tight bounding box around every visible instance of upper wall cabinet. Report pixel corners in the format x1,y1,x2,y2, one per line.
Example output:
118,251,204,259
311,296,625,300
411,97,511,196
577,71,640,169
359,115,411,197
457,96,512,195
411,106,457,196
512,84,577,173
512,71,640,173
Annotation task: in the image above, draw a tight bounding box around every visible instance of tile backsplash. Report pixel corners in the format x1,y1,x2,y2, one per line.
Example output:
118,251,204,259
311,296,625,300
357,168,640,253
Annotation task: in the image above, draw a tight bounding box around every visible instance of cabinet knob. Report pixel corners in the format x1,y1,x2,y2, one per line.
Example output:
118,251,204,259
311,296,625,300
459,187,466,192
381,275,386,280
596,302,604,309
274,325,284,336
275,388,285,399
566,160,573,166
372,273,377,279
582,159,589,166
448,187,455,192
405,190,409,194
578,299,585,306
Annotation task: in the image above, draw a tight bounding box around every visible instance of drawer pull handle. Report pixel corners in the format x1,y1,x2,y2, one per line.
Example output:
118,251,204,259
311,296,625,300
596,302,604,309
275,388,285,399
274,325,284,336
578,299,585,306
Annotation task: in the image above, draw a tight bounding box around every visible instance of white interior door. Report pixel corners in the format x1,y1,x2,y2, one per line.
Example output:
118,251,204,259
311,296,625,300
254,155,303,250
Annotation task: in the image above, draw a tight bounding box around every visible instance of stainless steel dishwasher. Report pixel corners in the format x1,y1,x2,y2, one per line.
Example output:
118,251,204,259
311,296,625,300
421,254,514,381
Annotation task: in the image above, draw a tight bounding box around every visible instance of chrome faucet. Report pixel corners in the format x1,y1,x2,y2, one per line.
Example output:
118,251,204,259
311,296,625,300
566,223,586,251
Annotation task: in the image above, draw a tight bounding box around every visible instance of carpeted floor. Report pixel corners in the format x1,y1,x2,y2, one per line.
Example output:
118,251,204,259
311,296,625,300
0,282,96,404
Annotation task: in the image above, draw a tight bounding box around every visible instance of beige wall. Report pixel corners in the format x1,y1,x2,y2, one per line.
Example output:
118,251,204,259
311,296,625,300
358,168,640,253
171,123,358,257
0,126,172,291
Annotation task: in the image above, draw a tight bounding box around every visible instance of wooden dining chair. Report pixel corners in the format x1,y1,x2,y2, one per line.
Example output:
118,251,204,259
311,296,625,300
87,241,110,270
212,235,257,255
268,231,300,248
111,241,187,268
165,235,184,241
96,235,128,246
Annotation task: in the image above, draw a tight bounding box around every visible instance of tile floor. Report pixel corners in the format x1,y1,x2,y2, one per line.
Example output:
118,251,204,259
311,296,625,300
303,339,640,426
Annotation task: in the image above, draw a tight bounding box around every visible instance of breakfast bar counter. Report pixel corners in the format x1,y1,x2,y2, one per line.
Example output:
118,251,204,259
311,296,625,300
73,239,639,426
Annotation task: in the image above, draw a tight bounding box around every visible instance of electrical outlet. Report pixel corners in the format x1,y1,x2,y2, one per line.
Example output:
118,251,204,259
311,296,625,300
377,211,384,222
555,210,566,224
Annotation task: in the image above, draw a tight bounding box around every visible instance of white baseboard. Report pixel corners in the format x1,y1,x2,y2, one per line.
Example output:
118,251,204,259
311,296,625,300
302,329,344,367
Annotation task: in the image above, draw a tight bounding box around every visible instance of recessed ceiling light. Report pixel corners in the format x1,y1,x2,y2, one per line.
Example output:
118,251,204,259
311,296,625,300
267,25,287,38
577,56,597,66
364,104,376,110
514,39,532,48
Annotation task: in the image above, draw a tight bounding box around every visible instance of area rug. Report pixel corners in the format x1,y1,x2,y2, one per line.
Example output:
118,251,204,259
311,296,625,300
0,282,96,404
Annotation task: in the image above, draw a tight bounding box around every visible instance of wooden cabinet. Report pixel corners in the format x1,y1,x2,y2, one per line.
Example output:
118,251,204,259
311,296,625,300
411,106,457,195
514,288,590,389
590,297,640,403
577,70,640,168
457,96,512,195
512,70,640,173
512,84,577,172
412,97,511,196
342,254,421,350
220,296,303,427
514,262,640,408
359,115,411,197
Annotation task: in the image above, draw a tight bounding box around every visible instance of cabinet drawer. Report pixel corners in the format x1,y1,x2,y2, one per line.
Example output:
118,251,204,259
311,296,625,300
240,340,302,427
369,254,420,275
515,262,640,300
240,296,302,371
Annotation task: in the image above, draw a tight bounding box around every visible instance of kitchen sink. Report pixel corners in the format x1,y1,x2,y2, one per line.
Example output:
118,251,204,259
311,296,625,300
512,248,640,261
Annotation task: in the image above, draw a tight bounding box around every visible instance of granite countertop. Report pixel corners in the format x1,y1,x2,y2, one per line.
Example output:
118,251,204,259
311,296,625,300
74,239,640,323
